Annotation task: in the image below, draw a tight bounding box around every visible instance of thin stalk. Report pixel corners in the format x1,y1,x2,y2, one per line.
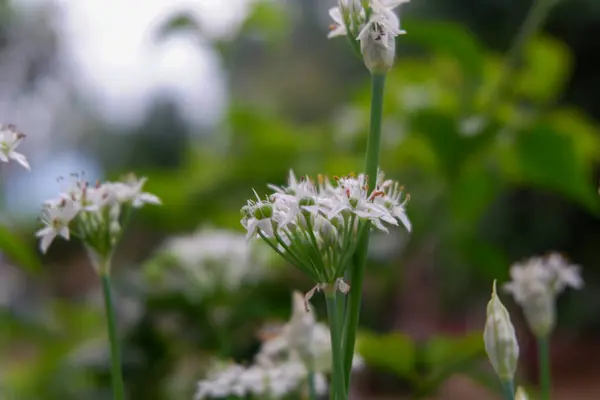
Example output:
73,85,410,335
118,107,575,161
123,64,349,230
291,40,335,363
308,369,318,400
342,73,387,390
485,0,558,114
325,290,347,400
500,379,515,400
537,335,551,400
101,268,125,400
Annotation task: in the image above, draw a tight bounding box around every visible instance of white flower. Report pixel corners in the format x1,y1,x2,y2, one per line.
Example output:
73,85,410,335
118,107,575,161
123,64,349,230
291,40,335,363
242,170,411,284
107,174,161,207
0,124,30,170
147,228,272,299
36,172,161,260
241,191,278,240
35,199,79,253
373,174,411,232
503,253,583,337
194,290,363,399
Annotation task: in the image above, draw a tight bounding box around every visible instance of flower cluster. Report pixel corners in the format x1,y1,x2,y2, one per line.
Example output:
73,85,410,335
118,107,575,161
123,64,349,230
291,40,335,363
0,124,29,170
195,292,363,400
36,173,161,270
328,0,410,72
241,170,410,289
503,252,583,337
145,227,273,299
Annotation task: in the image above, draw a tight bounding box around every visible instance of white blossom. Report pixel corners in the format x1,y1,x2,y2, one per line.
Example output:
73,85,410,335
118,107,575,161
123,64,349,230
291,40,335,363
36,173,161,262
146,228,272,299
35,198,79,253
503,252,583,337
241,169,411,285
194,291,363,400
0,124,29,170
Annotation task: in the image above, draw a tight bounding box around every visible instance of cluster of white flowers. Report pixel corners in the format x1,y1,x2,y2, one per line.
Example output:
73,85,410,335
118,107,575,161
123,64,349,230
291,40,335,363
35,173,161,265
0,124,29,170
145,228,272,299
195,292,363,400
503,252,583,337
241,170,410,287
328,0,410,71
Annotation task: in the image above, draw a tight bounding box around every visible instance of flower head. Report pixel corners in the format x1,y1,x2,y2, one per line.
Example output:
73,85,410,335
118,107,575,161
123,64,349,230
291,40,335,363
145,228,273,300
0,124,30,170
503,252,582,337
484,280,519,381
36,173,161,272
327,0,410,71
241,170,411,289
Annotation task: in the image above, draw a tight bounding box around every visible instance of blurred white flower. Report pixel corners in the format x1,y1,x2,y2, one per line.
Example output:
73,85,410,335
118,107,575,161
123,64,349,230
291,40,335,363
0,124,29,170
36,173,161,265
503,252,583,337
194,291,363,399
146,227,273,299
35,198,79,253
515,386,529,400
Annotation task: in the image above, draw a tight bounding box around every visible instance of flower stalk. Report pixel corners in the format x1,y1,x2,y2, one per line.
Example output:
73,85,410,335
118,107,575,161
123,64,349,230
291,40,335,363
325,288,347,399
342,72,387,390
501,379,516,400
100,259,125,400
537,335,551,400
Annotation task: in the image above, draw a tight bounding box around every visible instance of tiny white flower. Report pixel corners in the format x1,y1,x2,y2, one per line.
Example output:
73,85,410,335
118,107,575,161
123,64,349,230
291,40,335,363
503,253,583,337
35,199,79,253
109,174,161,207
0,124,30,170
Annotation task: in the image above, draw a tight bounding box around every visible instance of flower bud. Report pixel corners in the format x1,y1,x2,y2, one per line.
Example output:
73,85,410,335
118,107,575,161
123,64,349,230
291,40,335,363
358,22,396,73
515,386,529,400
483,280,519,381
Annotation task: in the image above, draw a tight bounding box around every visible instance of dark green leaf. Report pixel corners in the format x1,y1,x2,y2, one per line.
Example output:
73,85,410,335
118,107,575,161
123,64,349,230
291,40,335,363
0,224,40,273
357,330,416,379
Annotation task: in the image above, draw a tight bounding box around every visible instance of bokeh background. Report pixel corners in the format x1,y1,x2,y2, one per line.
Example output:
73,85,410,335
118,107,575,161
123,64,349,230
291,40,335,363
1,0,600,399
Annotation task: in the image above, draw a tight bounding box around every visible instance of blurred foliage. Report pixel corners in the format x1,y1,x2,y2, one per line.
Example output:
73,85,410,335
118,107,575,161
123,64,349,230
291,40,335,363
1,1,600,399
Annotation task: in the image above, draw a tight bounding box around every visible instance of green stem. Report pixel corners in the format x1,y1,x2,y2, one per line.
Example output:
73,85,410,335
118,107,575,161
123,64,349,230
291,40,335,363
101,270,125,400
325,290,347,400
537,335,551,400
486,0,558,114
342,73,387,390
308,369,318,400
500,379,515,400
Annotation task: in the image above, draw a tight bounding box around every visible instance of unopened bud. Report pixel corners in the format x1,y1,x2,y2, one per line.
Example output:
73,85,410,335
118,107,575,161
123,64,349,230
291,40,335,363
515,386,529,400
358,21,396,73
483,280,519,381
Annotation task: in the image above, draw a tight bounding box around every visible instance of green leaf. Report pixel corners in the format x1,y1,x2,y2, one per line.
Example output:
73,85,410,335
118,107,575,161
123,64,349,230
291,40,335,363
515,36,572,104
403,20,485,84
357,331,416,379
0,224,40,274
505,124,599,212
412,332,487,398
423,332,485,368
